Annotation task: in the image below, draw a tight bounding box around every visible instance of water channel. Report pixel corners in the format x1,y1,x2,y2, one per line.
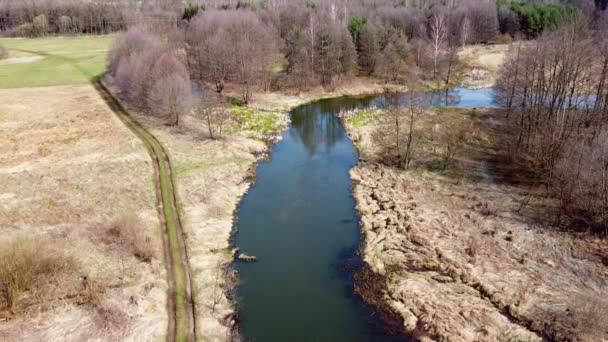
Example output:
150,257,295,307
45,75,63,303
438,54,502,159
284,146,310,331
233,87,496,341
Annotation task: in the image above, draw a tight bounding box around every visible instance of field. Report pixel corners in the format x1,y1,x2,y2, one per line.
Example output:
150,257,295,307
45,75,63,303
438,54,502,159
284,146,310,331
0,35,167,341
0,36,112,88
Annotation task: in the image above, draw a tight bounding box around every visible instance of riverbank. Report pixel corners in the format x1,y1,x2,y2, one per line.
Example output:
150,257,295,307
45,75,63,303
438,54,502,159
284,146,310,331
341,106,608,341
105,76,406,340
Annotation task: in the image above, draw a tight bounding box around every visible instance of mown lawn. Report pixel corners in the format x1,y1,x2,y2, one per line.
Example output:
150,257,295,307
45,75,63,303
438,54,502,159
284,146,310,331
0,35,113,88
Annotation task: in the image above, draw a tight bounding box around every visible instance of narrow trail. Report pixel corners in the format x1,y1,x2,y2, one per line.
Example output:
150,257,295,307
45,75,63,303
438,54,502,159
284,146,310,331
94,79,196,342
13,45,197,341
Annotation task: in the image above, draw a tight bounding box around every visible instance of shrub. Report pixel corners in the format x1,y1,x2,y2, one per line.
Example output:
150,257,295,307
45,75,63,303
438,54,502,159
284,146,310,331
0,44,7,60
105,215,155,263
495,33,513,44
15,23,34,37
109,26,192,125
0,236,74,313
32,15,48,37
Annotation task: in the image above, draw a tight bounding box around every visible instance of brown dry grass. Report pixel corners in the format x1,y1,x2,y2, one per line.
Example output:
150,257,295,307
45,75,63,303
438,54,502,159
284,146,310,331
346,105,608,341
104,215,156,263
0,236,74,314
0,85,165,341
458,44,509,88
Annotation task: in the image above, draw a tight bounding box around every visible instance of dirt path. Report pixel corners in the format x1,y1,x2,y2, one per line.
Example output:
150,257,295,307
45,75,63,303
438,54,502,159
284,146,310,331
94,80,196,342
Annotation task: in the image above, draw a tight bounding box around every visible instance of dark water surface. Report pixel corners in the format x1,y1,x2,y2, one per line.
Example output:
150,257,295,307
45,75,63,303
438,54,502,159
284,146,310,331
233,88,494,341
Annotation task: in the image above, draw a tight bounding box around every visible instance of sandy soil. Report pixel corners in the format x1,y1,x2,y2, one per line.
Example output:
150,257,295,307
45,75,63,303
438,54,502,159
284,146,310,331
458,45,509,88
343,107,608,341
0,85,166,341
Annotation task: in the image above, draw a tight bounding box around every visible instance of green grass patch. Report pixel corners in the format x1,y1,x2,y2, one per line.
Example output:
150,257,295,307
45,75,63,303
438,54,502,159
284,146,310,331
231,104,282,135
349,108,379,127
0,35,113,88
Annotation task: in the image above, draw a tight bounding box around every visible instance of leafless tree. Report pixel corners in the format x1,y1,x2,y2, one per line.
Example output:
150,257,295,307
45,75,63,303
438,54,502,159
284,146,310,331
187,9,279,103
372,97,421,169
496,22,608,234
429,9,447,79
195,97,231,139
461,15,470,47
109,25,191,126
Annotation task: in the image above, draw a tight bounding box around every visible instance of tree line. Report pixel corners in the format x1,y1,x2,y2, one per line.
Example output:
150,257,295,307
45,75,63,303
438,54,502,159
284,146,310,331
496,15,608,234
1,0,594,39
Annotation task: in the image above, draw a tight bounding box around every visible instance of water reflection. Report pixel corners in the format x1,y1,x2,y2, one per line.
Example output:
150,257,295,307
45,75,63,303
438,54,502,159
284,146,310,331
234,87,495,342
290,103,344,155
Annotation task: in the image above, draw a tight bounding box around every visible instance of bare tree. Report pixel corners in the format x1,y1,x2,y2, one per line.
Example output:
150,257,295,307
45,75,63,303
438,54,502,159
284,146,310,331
429,10,447,79
187,9,279,103
461,15,470,47
196,97,231,139
496,22,608,234
372,97,420,169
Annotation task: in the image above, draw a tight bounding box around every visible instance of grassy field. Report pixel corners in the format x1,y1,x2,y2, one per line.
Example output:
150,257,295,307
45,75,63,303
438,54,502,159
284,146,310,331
0,35,112,88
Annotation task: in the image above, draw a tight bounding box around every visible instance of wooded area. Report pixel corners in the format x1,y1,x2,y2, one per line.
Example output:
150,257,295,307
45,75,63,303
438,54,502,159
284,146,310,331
496,14,608,234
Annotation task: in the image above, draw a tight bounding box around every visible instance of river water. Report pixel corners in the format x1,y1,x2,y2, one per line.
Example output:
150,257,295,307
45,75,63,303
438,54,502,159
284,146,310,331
233,88,495,341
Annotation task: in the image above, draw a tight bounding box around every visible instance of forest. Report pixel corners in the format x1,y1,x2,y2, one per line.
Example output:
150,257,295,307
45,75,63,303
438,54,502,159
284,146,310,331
3,0,606,234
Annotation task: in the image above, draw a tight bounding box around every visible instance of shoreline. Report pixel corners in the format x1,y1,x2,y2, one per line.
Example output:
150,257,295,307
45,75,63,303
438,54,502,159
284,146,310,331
226,78,407,340
340,104,608,341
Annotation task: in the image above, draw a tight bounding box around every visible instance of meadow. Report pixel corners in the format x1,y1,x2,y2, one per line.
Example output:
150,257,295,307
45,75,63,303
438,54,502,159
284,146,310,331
0,35,112,88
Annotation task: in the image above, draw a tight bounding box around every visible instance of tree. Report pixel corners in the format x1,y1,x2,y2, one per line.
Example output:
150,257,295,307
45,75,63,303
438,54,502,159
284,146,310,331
285,24,314,88
358,23,378,75
496,23,608,234
32,15,48,37
437,118,469,170
196,97,231,139
347,15,366,49
149,74,191,126
375,28,409,82
109,26,191,126
187,10,279,103
148,49,192,126
58,16,72,34
429,10,447,79
315,18,341,85
372,98,421,169
461,15,470,47
182,3,201,21
338,26,357,77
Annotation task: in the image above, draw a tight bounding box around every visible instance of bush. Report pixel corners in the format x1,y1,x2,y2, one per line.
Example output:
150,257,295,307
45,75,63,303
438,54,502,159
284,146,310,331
105,215,155,263
32,15,48,37
108,26,192,125
0,45,7,60
0,236,74,313
495,33,513,44
15,23,34,37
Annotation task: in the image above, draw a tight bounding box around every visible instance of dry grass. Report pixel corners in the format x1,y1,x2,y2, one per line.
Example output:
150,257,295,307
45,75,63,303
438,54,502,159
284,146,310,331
0,85,165,340
0,85,155,227
0,236,74,314
104,215,156,263
529,293,608,341
347,102,608,341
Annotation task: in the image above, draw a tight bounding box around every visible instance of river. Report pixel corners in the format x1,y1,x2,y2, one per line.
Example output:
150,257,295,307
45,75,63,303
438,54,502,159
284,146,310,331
233,87,495,341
